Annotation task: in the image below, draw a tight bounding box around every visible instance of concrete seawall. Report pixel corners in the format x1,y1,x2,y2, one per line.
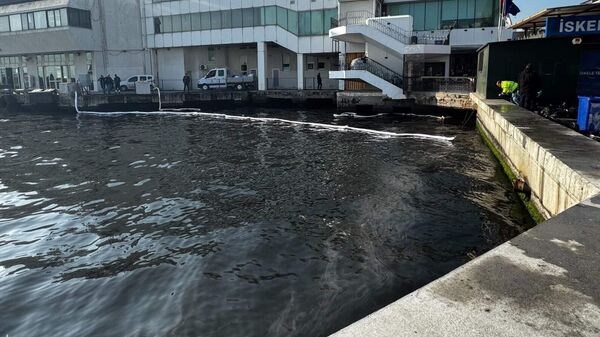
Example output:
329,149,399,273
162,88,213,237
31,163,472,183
332,94,600,337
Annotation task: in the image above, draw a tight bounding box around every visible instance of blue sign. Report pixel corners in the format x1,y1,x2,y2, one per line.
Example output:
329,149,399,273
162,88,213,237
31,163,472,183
577,50,600,96
546,15,600,37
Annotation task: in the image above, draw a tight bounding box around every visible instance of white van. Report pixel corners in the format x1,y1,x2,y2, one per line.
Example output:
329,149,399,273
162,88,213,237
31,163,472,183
122,75,155,91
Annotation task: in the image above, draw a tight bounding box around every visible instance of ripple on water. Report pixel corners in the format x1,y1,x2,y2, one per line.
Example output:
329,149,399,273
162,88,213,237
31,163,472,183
0,110,534,337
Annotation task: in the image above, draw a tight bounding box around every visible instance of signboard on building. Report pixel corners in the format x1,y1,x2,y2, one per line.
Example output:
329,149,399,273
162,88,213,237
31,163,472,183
546,15,600,37
577,49,600,96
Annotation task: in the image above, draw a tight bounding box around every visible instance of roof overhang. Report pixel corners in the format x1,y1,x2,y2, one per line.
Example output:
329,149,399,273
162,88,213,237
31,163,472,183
511,3,600,30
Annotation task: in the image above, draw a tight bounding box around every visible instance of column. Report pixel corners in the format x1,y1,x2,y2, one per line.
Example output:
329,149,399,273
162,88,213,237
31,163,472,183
257,41,267,91
297,53,304,90
338,52,346,90
444,56,450,78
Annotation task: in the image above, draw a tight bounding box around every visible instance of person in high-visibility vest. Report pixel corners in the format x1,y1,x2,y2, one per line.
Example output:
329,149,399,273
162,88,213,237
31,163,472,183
496,81,518,95
496,80,519,103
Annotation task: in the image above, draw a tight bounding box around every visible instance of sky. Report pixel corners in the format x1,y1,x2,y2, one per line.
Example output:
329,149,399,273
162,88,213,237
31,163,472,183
513,0,586,21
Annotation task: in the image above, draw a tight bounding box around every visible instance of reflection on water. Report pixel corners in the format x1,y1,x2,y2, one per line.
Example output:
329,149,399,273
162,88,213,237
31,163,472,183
0,110,533,337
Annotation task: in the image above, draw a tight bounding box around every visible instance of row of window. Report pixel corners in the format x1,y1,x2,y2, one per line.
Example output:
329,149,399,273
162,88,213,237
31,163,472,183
0,7,91,33
154,6,337,36
385,0,499,31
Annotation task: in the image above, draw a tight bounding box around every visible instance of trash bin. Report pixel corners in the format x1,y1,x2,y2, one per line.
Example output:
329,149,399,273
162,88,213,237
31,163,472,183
577,96,600,132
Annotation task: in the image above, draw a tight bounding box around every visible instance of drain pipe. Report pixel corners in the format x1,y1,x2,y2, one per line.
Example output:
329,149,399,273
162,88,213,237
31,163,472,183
74,91,80,113
155,86,162,111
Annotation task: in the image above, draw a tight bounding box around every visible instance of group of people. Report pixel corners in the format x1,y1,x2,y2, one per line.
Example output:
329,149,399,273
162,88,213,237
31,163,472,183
497,63,542,111
98,74,122,94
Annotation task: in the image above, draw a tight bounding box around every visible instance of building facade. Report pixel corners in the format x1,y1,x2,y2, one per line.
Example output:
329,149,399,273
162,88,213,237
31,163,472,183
143,0,341,90
0,0,150,91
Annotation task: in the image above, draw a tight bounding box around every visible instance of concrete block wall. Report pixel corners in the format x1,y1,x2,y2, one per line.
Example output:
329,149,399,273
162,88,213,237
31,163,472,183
472,94,600,217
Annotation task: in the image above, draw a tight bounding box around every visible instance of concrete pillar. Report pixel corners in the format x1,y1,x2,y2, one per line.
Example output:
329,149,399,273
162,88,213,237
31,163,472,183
25,56,38,89
444,56,450,78
297,53,304,90
257,41,267,91
338,52,346,90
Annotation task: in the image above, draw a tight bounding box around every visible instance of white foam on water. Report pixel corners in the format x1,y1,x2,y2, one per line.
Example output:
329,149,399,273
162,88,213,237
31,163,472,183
78,110,455,142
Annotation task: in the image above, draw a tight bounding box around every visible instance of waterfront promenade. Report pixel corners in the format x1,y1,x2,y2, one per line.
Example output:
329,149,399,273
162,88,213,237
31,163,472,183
333,96,600,336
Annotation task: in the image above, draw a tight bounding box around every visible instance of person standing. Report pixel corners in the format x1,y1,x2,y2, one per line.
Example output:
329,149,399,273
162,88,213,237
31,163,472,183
114,74,121,93
518,64,542,111
317,73,323,90
183,73,191,92
98,75,106,94
105,74,114,94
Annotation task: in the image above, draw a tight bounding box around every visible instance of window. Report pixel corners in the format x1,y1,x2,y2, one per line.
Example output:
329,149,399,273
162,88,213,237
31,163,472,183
298,11,311,36
265,6,276,25
425,1,440,30
162,15,172,33
20,13,29,30
231,9,242,28
243,8,254,27
318,62,325,69
217,69,225,77
221,11,231,28
310,10,323,35
68,8,80,27
9,15,22,31
254,7,264,26
474,0,494,27
128,76,138,82
288,9,298,34
277,6,287,30
140,76,147,81
412,3,426,30
201,12,210,30
34,11,47,29
458,0,476,28
191,13,201,31
172,14,182,32
0,17,9,32
210,11,221,29
182,13,191,31
323,8,337,33
60,9,67,26
442,0,458,28
154,17,162,33
205,70,216,78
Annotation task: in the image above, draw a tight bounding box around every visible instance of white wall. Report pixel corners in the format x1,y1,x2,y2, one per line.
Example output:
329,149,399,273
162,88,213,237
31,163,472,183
156,48,185,90
365,43,403,74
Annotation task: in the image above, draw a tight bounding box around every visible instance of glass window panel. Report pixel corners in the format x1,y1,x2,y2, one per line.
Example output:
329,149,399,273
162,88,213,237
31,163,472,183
21,13,28,30
243,7,254,27
162,15,172,32
474,0,494,27
9,14,22,31
34,11,47,29
442,0,458,28
210,11,221,29
310,10,323,35
81,10,91,28
221,11,231,28
201,12,211,30
412,3,425,30
60,8,67,26
277,7,287,29
172,14,182,32
458,0,475,27
154,17,162,33
323,8,336,33
425,1,440,30
27,13,35,29
288,9,298,34
298,11,310,36
231,9,242,28
68,8,80,27
255,7,264,26
0,17,8,32
182,13,191,31
47,10,55,27
191,13,201,31
265,6,276,25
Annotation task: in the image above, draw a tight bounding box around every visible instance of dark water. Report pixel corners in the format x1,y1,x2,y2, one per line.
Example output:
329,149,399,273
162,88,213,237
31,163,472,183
0,109,533,337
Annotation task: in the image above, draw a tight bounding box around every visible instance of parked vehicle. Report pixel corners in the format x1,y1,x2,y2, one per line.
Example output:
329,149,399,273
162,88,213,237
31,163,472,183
197,68,255,90
121,75,155,92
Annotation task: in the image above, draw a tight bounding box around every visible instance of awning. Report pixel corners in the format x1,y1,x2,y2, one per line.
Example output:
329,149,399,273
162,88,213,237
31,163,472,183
511,3,600,30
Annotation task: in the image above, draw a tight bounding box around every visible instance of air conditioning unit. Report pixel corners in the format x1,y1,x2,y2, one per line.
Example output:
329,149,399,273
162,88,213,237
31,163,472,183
200,64,207,70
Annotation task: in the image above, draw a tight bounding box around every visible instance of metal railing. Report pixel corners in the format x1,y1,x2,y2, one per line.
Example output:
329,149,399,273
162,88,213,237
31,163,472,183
333,57,404,88
266,77,340,90
404,76,476,93
331,11,449,45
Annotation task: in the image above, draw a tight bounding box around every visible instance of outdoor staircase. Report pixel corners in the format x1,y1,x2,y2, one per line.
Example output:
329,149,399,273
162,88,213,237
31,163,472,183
329,58,405,100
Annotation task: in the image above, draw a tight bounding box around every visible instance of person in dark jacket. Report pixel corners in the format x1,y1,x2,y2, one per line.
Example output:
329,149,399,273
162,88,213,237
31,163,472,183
518,64,542,111
98,75,106,94
105,74,114,94
317,73,323,90
114,74,121,93
183,74,191,92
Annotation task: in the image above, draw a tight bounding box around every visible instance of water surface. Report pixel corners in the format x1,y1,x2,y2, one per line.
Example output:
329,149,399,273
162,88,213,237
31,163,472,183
0,109,533,336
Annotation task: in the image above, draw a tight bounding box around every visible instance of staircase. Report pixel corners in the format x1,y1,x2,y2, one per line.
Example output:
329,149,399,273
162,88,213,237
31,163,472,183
329,57,405,100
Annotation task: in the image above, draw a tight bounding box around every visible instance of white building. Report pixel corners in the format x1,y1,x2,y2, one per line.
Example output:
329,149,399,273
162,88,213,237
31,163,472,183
330,0,512,99
143,0,340,90
0,0,151,91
